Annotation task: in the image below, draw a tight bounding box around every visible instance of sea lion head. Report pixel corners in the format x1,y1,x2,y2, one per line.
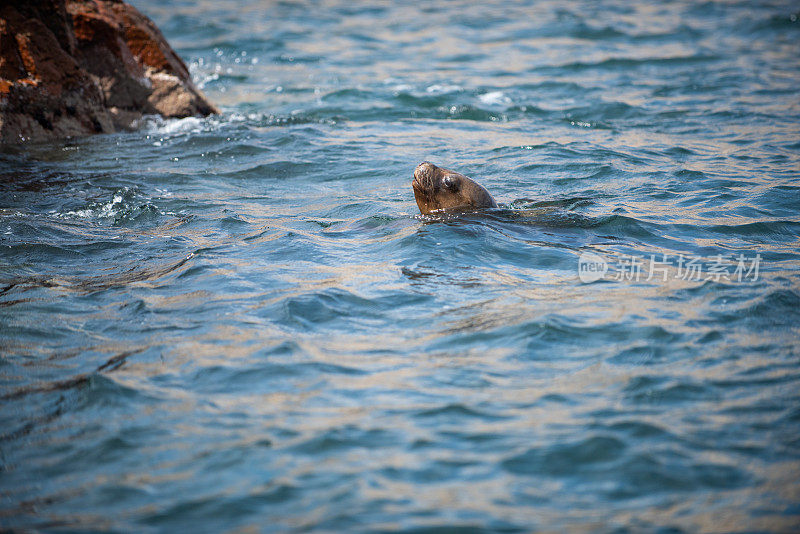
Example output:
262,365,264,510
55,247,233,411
412,162,498,215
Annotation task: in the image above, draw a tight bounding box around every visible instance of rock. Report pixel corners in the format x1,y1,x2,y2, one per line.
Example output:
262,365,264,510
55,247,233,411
0,0,217,143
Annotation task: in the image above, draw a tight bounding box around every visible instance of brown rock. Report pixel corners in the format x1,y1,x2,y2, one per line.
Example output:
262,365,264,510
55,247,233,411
0,0,217,143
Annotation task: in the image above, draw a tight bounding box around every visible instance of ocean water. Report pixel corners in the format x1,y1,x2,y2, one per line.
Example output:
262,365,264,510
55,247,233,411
2,0,799,531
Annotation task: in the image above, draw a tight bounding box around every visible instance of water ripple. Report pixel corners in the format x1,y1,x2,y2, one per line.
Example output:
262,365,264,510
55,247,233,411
2,0,799,531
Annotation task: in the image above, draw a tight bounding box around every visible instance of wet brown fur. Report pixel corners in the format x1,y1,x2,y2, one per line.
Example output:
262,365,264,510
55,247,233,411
412,162,497,215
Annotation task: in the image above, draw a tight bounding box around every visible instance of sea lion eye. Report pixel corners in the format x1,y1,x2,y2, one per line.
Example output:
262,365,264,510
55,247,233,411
443,175,458,190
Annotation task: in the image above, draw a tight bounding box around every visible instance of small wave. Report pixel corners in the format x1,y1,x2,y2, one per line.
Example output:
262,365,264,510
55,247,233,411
138,115,208,135
442,104,506,122
415,205,610,232
703,220,800,240
0,252,197,296
478,90,511,106
425,84,462,94
541,54,720,73
218,160,316,180
53,188,160,225
0,352,144,401
502,436,626,476
508,197,596,211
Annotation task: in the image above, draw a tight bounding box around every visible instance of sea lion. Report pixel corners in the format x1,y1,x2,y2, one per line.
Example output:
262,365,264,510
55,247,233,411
412,162,498,215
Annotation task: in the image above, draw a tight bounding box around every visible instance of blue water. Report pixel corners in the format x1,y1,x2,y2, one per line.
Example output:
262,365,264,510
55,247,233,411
2,0,800,531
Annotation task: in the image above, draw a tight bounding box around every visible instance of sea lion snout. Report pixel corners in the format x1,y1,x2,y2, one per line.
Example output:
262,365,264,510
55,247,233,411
415,161,434,174
413,162,437,194
413,162,434,185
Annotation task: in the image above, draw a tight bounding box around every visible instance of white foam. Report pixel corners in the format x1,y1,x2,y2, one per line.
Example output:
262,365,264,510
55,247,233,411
425,84,462,94
478,91,510,106
161,117,204,135
140,115,206,136
56,189,130,220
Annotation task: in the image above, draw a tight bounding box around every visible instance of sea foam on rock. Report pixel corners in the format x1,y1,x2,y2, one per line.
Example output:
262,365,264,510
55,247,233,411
0,0,218,143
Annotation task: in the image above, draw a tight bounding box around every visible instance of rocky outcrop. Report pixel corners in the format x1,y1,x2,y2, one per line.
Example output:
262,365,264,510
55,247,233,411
0,0,217,143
